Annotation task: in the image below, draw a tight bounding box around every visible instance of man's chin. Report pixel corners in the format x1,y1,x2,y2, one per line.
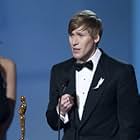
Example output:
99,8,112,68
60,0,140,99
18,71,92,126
73,57,85,63
73,56,81,60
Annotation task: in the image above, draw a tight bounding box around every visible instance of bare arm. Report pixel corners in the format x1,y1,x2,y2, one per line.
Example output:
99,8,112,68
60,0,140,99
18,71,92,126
3,58,16,99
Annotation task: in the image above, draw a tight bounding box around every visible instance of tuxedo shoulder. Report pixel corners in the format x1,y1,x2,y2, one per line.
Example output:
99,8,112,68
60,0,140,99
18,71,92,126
103,53,135,74
104,53,133,67
100,53,136,83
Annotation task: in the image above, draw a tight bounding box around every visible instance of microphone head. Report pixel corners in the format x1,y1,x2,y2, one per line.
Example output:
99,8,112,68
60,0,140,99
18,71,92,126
60,78,75,97
64,79,75,97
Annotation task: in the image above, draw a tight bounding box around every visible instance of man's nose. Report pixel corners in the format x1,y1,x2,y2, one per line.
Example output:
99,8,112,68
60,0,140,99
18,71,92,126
72,37,79,46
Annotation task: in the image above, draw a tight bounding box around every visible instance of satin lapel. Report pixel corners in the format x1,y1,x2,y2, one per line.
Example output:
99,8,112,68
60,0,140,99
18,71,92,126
79,54,109,128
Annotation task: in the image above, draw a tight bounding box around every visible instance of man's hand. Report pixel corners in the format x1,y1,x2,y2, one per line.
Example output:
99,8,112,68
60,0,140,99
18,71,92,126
58,94,74,116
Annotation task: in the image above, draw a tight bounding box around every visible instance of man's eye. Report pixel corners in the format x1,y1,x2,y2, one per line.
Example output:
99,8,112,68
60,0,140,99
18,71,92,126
78,33,84,36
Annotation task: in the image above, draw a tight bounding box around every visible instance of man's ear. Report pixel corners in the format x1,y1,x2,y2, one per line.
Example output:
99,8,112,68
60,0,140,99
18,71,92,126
94,34,100,43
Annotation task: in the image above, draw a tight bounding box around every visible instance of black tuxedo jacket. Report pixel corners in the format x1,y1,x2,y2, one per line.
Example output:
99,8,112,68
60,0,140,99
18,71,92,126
46,50,140,140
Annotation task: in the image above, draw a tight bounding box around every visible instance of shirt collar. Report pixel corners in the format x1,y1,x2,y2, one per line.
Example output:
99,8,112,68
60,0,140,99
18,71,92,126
87,48,102,67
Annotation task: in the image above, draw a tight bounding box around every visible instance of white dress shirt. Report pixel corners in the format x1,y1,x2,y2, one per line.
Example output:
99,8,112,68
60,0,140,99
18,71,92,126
57,48,102,123
76,48,102,120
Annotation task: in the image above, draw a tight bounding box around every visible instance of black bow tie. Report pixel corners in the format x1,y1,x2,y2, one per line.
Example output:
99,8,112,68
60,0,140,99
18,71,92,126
74,60,93,71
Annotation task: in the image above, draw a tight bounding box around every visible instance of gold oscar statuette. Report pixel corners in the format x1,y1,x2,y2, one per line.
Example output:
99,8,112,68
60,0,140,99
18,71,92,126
18,96,27,140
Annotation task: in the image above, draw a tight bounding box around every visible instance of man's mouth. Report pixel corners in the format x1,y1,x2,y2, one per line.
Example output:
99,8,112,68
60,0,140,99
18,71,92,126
73,48,80,53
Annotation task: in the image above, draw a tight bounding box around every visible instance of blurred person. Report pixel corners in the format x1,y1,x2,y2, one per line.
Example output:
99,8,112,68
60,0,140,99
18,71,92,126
0,57,16,140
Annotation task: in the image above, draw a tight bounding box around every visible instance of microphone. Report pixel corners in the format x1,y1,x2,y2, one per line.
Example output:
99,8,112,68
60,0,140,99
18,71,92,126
58,79,69,140
58,79,75,140
61,79,75,97
61,80,70,95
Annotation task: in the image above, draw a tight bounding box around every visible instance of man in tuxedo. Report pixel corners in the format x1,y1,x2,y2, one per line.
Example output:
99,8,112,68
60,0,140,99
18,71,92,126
46,10,140,140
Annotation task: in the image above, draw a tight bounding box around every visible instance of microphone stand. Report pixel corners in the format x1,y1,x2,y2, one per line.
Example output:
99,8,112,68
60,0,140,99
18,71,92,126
58,96,62,140
57,81,69,140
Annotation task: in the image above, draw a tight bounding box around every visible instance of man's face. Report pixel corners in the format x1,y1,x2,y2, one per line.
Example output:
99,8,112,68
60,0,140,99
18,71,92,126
69,26,98,62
